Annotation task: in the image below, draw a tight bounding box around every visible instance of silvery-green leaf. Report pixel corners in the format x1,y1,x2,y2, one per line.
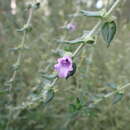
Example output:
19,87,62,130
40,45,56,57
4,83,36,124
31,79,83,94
58,39,84,45
80,10,105,18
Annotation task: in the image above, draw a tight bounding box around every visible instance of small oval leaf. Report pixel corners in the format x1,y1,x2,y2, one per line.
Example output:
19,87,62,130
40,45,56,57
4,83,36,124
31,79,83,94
101,21,116,47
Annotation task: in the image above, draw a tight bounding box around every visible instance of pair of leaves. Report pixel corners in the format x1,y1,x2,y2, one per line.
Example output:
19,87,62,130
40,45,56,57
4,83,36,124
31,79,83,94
101,21,116,47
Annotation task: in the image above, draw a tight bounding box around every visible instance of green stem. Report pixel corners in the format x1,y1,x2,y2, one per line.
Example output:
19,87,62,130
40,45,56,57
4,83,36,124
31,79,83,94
8,8,33,84
106,0,120,16
92,83,130,106
72,21,101,57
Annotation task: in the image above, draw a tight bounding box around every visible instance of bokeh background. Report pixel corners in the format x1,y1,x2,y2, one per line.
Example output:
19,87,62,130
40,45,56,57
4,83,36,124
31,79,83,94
0,0,130,130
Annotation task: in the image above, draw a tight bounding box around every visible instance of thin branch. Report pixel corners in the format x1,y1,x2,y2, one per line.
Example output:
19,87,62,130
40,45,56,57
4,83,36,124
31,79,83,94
106,0,120,16
89,83,130,106
7,8,33,84
72,21,101,57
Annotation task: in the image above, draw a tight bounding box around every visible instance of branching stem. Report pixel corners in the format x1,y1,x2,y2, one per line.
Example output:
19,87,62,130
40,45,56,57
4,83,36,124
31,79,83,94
49,0,121,90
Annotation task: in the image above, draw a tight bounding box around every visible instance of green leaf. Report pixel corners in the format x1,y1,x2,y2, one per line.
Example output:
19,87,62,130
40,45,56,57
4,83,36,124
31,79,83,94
76,97,81,104
112,92,124,104
80,10,105,18
75,97,82,110
101,21,116,47
58,39,84,45
58,36,95,45
0,89,8,95
69,104,77,112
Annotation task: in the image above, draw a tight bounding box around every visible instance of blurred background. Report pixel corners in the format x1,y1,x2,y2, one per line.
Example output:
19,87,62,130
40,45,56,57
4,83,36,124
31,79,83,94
0,0,130,130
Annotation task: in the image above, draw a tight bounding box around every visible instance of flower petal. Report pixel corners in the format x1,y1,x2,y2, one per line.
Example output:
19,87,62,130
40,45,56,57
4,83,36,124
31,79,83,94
54,56,73,78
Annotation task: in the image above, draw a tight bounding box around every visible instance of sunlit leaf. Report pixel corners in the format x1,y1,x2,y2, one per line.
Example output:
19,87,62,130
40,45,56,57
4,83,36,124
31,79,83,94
58,31,95,45
76,97,81,104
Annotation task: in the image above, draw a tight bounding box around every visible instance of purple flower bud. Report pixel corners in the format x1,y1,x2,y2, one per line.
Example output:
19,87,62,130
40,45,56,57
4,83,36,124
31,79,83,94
66,23,76,32
54,56,73,78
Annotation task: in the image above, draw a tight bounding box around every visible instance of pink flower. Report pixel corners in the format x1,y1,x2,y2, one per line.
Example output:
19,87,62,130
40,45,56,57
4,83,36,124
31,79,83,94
54,56,73,78
67,23,76,32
